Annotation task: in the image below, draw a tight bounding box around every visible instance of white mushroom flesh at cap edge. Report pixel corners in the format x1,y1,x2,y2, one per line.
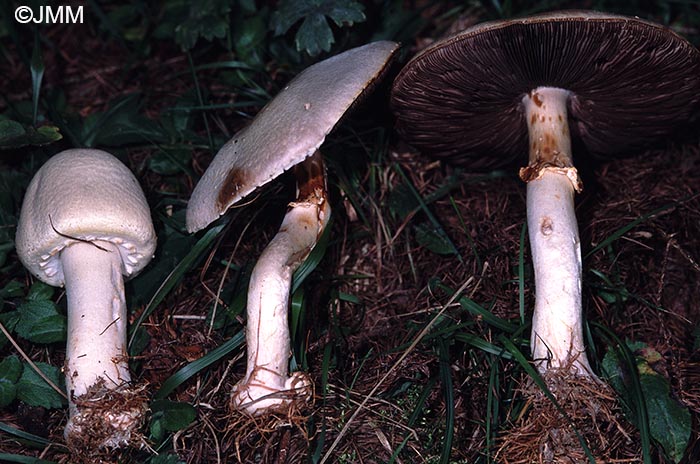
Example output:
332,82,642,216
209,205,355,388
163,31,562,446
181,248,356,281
231,151,330,415
14,149,156,450
519,86,593,377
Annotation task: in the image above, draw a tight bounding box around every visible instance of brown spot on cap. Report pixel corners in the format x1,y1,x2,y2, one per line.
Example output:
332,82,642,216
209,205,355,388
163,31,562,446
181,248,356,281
217,168,249,212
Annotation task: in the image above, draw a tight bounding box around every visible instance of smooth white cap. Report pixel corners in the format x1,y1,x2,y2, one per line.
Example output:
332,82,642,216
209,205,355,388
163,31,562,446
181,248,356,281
15,149,156,287
186,40,399,232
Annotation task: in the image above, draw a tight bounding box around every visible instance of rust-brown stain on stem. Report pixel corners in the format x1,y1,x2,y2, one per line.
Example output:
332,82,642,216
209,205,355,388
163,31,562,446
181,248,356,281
532,91,544,107
295,150,327,203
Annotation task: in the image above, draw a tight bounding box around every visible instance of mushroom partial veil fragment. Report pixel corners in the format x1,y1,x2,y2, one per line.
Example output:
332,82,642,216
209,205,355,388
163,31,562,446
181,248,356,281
186,41,399,415
15,149,156,451
391,11,700,377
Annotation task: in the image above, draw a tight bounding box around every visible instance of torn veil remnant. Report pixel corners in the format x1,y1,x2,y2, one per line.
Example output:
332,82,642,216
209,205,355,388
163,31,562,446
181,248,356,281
391,11,700,377
15,149,156,453
186,41,399,416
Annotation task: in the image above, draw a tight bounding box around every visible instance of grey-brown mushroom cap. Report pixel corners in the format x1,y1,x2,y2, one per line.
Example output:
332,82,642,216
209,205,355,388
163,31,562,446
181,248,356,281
186,40,400,233
15,149,157,287
391,10,700,170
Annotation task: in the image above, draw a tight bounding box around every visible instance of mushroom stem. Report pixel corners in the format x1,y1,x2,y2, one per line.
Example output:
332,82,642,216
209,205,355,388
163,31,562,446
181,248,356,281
62,241,143,447
520,87,593,376
232,151,330,415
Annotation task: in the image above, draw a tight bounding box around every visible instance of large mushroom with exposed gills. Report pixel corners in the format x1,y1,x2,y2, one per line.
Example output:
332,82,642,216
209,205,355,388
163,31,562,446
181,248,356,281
15,148,156,452
391,10,700,380
186,40,399,416
391,10,700,459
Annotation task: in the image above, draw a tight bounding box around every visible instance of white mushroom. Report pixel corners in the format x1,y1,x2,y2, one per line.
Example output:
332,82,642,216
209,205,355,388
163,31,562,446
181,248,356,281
15,148,156,450
186,41,398,415
391,12,700,379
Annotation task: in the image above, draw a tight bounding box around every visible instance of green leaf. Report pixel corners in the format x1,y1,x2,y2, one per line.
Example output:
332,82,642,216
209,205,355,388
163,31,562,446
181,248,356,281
0,380,17,409
0,356,22,407
129,326,150,357
26,281,54,302
296,14,333,56
233,13,267,64
0,120,25,141
148,148,191,175
34,126,62,143
17,362,65,409
643,372,691,462
146,454,186,464
0,121,61,150
414,222,458,256
15,300,66,344
603,342,691,463
150,400,196,441
326,1,366,26
86,96,167,147
387,183,419,220
150,416,164,442
0,311,20,348
271,0,365,55
152,400,197,430
1,280,24,299
0,355,22,382
172,0,232,51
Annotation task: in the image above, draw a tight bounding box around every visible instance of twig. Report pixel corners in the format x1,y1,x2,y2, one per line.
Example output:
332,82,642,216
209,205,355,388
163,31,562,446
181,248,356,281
49,214,111,252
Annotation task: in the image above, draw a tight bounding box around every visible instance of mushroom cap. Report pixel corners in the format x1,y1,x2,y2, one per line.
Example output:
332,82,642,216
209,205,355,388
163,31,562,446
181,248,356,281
186,40,399,233
391,10,700,169
15,149,156,287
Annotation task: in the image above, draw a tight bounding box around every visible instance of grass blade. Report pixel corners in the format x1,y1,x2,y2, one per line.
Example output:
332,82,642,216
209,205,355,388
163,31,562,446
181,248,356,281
433,280,517,334
518,222,527,325
485,356,499,463
0,421,52,447
187,52,215,155
394,164,462,261
449,195,482,272
453,333,513,359
128,222,226,348
310,343,334,463
437,337,454,464
155,330,245,399
0,454,56,464
30,33,44,126
584,200,681,259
